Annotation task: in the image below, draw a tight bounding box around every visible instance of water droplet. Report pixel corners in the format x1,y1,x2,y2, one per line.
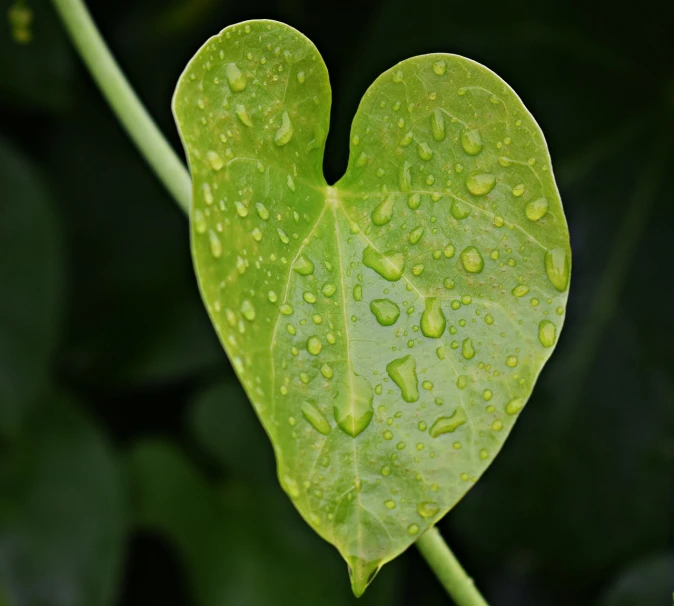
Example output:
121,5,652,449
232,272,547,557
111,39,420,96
409,226,424,245
526,197,549,221
407,193,421,210
255,202,270,220
351,284,362,302
280,304,293,315
320,364,334,379
505,397,524,415
194,210,207,234
293,254,315,276
322,283,336,297
512,183,525,197
461,338,476,359
483,389,493,401
417,142,433,161
241,299,255,321
277,228,290,244
385,499,396,509
417,502,439,518
234,201,248,217
301,401,331,434
297,71,306,84
512,284,529,297
430,109,446,141
432,60,446,75
421,298,446,338
303,292,317,304
202,183,214,205
386,355,419,402
506,355,518,367
456,375,468,389
274,111,293,146
368,300,401,330
334,374,374,437
460,246,484,273
492,419,504,431
383,430,393,440
443,278,455,290
225,62,247,92
208,230,222,258
466,172,496,196
450,199,470,220
372,197,394,226
408,524,420,535
362,246,404,281
399,161,412,192
544,248,570,292
235,104,253,127
484,313,494,325
429,406,467,437
306,336,322,356
207,151,224,171
460,129,483,155
538,320,557,347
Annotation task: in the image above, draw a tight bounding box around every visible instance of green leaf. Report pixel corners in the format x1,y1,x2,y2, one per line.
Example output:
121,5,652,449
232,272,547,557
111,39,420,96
0,135,63,437
0,394,124,606
173,19,571,594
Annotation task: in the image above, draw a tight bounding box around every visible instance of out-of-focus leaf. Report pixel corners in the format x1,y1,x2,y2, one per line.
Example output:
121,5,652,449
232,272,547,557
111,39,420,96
0,135,63,438
125,438,400,606
0,0,72,111
0,393,125,606
597,552,674,606
44,96,223,387
174,19,570,594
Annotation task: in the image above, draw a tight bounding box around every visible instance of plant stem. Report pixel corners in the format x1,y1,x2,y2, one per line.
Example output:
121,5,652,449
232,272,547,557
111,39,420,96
416,528,489,606
50,0,192,214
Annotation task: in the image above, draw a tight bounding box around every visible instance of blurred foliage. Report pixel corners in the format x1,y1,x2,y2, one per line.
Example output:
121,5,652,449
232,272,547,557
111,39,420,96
0,0,673,605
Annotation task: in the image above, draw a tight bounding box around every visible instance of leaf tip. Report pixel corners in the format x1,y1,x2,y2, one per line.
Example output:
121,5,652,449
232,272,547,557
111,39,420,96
347,556,381,597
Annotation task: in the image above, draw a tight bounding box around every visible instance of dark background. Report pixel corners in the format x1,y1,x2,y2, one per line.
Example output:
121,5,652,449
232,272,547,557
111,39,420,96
1,0,673,604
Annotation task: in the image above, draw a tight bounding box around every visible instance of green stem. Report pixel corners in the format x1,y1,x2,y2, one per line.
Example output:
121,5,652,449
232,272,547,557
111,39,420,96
50,0,192,213
416,528,489,606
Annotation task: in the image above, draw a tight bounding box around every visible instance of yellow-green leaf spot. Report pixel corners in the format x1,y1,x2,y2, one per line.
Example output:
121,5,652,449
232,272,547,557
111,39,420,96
370,299,400,326
460,246,484,273
274,111,293,146
429,407,467,437
545,248,570,292
301,401,332,435
526,197,549,221
420,298,446,338
362,246,404,281
460,128,483,155
386,355,419,402
466,172,496,196
538,320,557,348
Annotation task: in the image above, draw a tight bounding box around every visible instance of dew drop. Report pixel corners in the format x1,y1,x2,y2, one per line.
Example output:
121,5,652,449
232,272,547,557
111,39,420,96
417,502,440,518
460,246,484,273
202,183,214,205
240,299,255,321
505,397,524,415
408,524,420,535
334,374,374,437
194,210,207,234
372,197,394,226
466,172,496,196
206,151,224,171
460,129,483,155
274,111,293,146
225,62,247,92
277,228,290,244
399,161,412,192
512,284,530,297
409,226,424,245
544,248,570,292
353,284,363,301
461,338,476,359
322,283,336,297
526,197,549,221
450,199,470,220
293,254,315,276
506,355,518,367
370,299,400,326
421,298,446,338
303,292,317,304
538,320,557,348
430,109,446,141
255,202,270,220
386,355,419,402
385,499,397,509
208,230,222,258
511,183,525,197
297,71,306,84
417,142,433,161
362,246,404,281
235,104,253,127
408,193,421,210
235,201,248,217
429,407,467,437
307,336,322,355
301,401,331,435
432,60,446,75
320,364,334,379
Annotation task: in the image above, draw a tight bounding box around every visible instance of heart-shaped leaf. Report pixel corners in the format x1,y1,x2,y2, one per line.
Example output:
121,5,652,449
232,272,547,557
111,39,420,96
173,19,570,595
